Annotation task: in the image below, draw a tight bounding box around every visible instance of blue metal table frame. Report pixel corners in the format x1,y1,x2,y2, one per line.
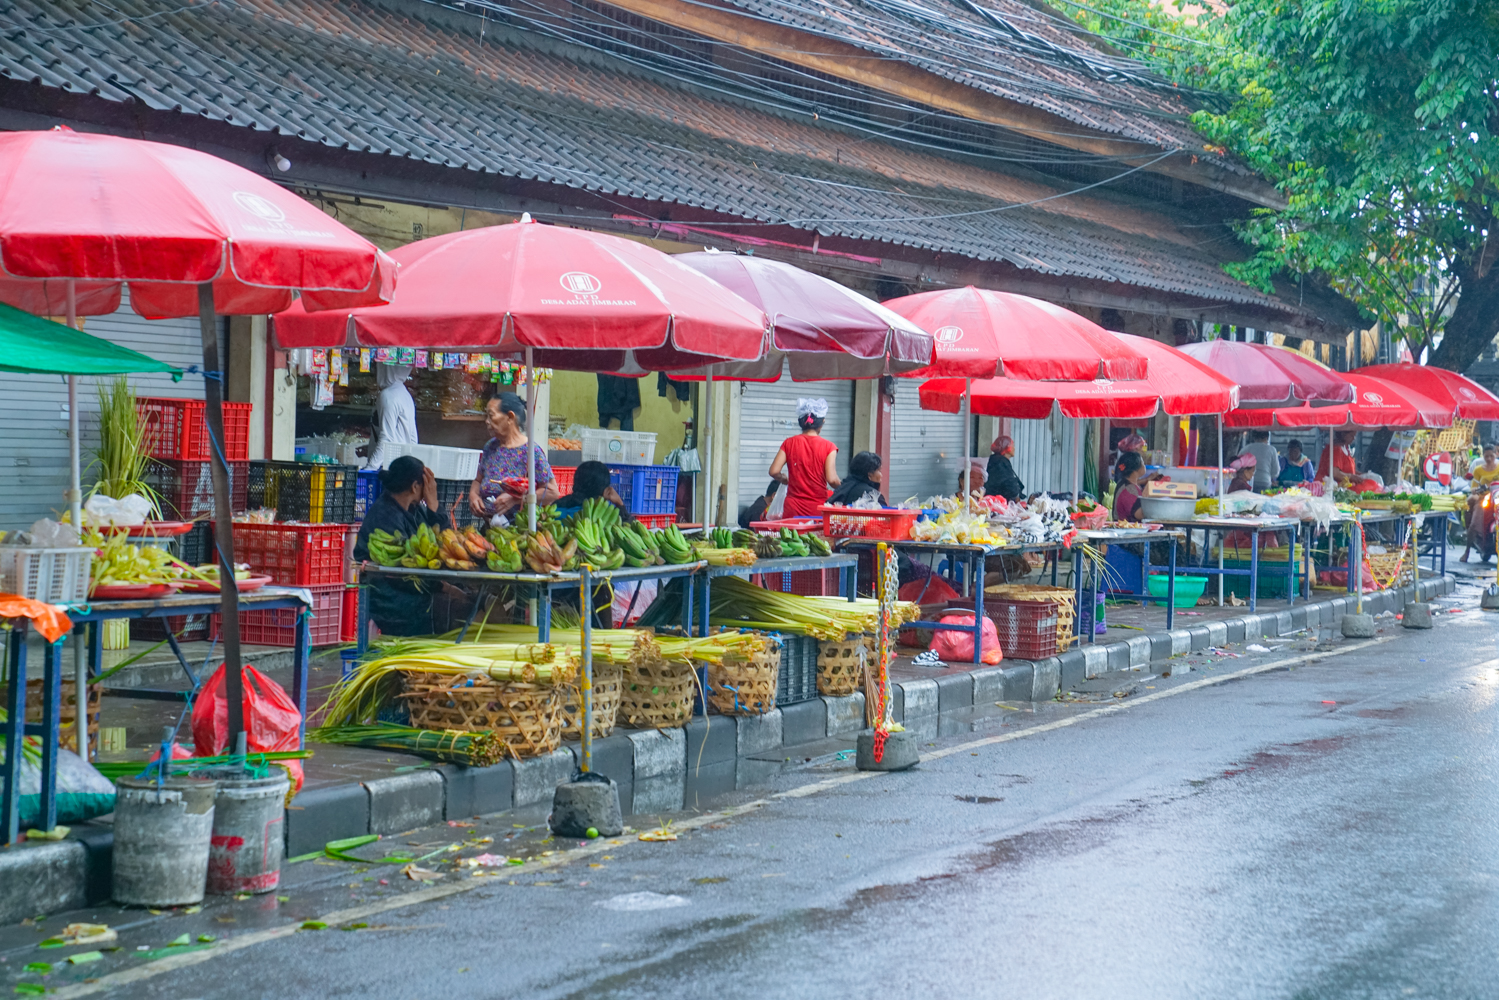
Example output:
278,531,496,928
695,554,860,638
833,540,1064,664
3,588,313,846
1142,517,1300,612
1305,511,1419,598
1073,529,1183,642
355,562,708,653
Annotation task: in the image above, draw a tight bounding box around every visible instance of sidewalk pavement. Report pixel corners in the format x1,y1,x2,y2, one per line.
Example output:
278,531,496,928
0,573,1460,925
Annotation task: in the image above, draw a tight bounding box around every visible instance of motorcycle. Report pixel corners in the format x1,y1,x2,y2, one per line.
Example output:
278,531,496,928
1470,481,1499,562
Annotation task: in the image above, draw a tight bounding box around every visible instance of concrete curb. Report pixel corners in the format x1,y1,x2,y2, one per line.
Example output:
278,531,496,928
1,576,1456,924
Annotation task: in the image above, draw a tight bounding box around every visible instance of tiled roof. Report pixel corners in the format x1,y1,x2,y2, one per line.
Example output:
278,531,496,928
0,0,1349,329
716,0,1237,170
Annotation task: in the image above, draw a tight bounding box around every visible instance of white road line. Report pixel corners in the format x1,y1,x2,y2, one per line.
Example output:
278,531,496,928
50,633,1424,998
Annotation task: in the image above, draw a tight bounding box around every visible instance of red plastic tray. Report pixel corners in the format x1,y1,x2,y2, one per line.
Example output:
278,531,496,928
552,466,576,495
750,517,823,534
635,513,677,530
90,582,180,600
340,585,361,643
178,575,273,594
125,521,197,538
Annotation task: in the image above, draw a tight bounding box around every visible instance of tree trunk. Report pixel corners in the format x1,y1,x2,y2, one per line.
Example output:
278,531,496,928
1429,259,1499,374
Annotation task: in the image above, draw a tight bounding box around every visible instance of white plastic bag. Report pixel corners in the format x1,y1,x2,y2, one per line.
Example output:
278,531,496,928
82,494,153,527
765,483,788,520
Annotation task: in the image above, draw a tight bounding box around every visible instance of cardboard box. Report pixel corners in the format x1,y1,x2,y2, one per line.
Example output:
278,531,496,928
1145,480,1198,499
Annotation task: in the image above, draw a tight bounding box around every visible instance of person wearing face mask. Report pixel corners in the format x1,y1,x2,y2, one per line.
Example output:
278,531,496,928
468,391,562,522
364,363,418,471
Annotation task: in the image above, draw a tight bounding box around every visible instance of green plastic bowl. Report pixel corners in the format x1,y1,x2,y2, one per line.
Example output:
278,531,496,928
1147,574,1208,608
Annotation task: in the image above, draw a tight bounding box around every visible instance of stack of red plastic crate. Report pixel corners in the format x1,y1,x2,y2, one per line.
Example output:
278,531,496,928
210,521,347,646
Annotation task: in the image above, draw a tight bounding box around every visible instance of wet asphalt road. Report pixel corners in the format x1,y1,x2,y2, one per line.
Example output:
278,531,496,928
7,587,1499,999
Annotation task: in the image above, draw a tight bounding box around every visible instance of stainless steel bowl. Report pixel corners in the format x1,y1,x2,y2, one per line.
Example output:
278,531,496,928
1136,496,1199,522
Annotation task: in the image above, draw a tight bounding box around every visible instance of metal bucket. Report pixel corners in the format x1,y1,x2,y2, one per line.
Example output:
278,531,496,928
202,768,290,895
112,776,217,907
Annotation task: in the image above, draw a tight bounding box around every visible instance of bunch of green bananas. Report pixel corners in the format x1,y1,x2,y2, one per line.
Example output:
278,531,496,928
711,527,735,548
484,526,525,572
656,522,696,564
399,523,442,569
615,520,664,567
367,529,407,567
572,513,625,570
778,527,811,557
732,529,758,548
580,497,622,532
806,533,832,557
753,533,783,559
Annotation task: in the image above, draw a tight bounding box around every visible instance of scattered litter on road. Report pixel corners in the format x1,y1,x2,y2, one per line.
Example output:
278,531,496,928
596,891,689,911
1322,700,1336,705
1246,644,1271,653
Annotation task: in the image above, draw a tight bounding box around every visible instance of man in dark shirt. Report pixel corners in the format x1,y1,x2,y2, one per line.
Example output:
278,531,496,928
354,456,448,636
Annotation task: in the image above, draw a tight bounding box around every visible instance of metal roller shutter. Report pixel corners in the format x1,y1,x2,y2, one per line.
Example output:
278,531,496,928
0,295,206,530
887,386,968,504
1009,409,1082,497
737,368,855,519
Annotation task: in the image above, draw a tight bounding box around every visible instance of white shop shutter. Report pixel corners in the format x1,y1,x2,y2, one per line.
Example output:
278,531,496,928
737,369,855,518
887,384,968,504
0,295,206,530
1009,407,1083,497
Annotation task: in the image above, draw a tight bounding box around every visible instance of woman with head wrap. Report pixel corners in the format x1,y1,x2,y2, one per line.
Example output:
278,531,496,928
365,363,418,470
984,435,1025,501
769,397,842,517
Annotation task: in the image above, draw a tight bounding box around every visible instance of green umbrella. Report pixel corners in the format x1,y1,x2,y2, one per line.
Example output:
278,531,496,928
0,301,181,377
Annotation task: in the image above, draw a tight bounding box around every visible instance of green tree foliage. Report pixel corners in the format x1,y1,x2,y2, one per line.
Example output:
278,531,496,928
1052,0,1499,371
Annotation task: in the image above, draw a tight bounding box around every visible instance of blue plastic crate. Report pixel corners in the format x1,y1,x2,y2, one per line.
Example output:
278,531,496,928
608,464,680,516
355,469,382,520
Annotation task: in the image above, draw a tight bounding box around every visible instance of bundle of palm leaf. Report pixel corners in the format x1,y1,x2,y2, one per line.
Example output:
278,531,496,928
308,724,503,767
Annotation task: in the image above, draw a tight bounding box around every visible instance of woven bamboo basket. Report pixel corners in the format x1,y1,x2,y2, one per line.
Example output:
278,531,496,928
559,660,623,740
620,655,697,729
1364,552,1414,590
985,583,1077,652
397,671,562,760
817,635,867,697
0,679,101,755
706,643,781,716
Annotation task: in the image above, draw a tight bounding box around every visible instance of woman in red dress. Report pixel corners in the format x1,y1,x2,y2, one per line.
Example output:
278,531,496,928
769,398,842,517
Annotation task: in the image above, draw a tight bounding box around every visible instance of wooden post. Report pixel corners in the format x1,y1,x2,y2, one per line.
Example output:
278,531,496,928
197,284,244,742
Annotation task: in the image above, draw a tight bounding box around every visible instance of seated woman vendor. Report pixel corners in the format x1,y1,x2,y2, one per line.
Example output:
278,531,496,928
553,461,633,522
827,451,888,507
354,456,450,636
1112,452,1162,521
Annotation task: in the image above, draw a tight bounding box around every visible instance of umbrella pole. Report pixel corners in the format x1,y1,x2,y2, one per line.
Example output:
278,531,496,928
963,378,971,512
703,367,713,528
525,347,537,533
64,282,82,534
1072,416,1081,500
197,283,245,743
65,281,87,762
1217,419,1225,607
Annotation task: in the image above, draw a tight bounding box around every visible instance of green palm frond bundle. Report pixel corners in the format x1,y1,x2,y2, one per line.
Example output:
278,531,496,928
91,376,158,514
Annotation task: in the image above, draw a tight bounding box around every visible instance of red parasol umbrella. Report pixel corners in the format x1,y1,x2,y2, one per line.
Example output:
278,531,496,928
275,218,771,534
1353,363,1499,420
882,286,1149,381
0,128,395,749
1225,373,1454,429
1175,341,1353,407
671,251,932,379
0,129,394,317
920,333,1237,419
273,218,768,371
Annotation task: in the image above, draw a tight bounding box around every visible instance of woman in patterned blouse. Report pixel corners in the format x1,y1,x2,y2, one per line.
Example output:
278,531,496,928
468,391,561,521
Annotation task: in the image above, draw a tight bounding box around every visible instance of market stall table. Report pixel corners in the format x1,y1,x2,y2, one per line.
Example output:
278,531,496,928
3,587,314,845
1312,509,1423,599
695,553,861,638
833,538,1066,664
1073,527,1186,640
1140,516,1302,612
354,561,708,650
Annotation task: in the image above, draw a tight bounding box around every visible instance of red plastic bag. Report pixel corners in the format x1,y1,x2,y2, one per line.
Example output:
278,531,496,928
929,614,1002,665
192,664,304,796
